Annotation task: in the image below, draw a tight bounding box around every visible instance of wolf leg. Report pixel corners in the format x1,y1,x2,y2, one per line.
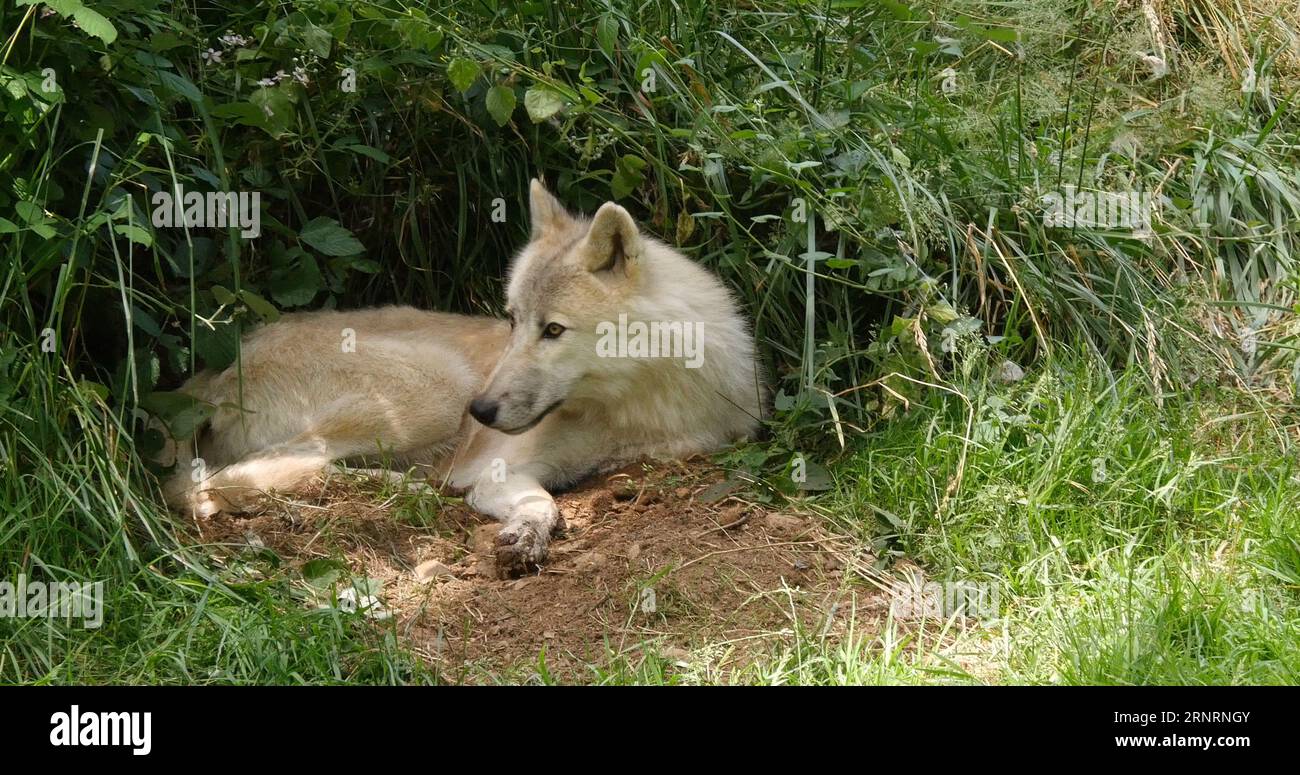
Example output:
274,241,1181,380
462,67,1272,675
465,462,562,576
187,394,463,516
189,433,343,516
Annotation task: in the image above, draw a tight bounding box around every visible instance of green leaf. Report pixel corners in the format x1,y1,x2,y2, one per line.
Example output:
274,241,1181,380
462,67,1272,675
20,2,118,46
210,285,238,306
20,1,81,14
301,558,347,589
141,390,215,441
72,6,118,45
238,289,279,322
15,201,48,225
301,23,333,58
249,87,296,138
596,13,619,58
112,223,153,247
524,86,565,123
299,216,365,256
796,460,833,492
210,101,265,128
484,85,516,126
447,58,479,93
193,320,239,370
342,143,391,163
610,154,647,199
270,249,324,307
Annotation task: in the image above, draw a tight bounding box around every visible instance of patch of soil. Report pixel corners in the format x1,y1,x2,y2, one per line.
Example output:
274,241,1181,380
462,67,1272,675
191,458,888,681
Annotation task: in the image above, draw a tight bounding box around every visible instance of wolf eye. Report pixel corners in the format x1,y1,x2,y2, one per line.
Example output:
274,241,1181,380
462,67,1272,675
542,322,566,339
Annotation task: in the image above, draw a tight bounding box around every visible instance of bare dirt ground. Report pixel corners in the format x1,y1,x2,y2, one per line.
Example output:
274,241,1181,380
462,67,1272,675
192,459,889,682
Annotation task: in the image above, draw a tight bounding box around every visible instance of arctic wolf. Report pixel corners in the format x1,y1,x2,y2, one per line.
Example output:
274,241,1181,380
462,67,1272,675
164,180,766,574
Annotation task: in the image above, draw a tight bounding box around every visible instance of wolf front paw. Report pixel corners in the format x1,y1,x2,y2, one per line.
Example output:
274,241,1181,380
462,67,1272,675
495,520,551,577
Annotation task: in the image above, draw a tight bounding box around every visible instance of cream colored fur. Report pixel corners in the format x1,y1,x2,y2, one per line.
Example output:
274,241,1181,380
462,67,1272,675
165,180,766,574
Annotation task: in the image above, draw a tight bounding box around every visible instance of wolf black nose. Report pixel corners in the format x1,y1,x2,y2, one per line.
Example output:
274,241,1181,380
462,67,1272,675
469,398,499,426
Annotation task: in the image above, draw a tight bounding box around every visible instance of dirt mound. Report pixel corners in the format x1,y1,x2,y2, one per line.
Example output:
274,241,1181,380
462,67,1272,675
192,459,885,681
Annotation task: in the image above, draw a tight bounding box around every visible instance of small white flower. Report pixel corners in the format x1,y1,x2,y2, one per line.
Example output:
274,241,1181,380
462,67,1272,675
293,66,310,85
1139,53,1167,79
335,587,390,620
219,33,251,48
201,48,223,64
256,77,276,87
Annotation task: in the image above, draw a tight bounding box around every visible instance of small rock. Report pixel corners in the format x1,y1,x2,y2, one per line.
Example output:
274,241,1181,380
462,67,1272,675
589,490,614,513
572,551,606,572
626,542,642,561
414,559,453,582
674,487,691,498
661,646,690,664
717,505,748,529
543,631,556,640
763,513,806,534
612,480,638,501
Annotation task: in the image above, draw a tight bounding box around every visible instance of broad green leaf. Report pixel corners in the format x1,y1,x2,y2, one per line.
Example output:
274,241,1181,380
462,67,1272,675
72,6,118,45
796,460,833,491
270,250,324,307
249,87,296,138
301,23,333,57
299,216,364,256
447,58,479,93
596,13,619,58
210,285,238,306
610,154,647,199
523,86,564,122
113,223,153,246
141,390,215,441
15,201,49,225
485,85,515,126
238,289,279,322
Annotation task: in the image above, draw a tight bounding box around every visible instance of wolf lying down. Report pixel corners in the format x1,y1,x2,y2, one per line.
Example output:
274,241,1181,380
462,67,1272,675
165,181,766,575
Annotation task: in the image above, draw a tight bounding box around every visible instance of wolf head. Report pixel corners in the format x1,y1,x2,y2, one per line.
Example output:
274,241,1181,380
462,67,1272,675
469,179,660,433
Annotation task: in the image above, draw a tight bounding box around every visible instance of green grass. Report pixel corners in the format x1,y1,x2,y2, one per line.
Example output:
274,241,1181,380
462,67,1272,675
539,361,1300,685
825,361,1300,684
2,0,1300,683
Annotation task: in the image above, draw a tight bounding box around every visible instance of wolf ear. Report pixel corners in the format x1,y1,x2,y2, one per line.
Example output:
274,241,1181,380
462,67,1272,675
529,178,570,239
582,202,641,276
